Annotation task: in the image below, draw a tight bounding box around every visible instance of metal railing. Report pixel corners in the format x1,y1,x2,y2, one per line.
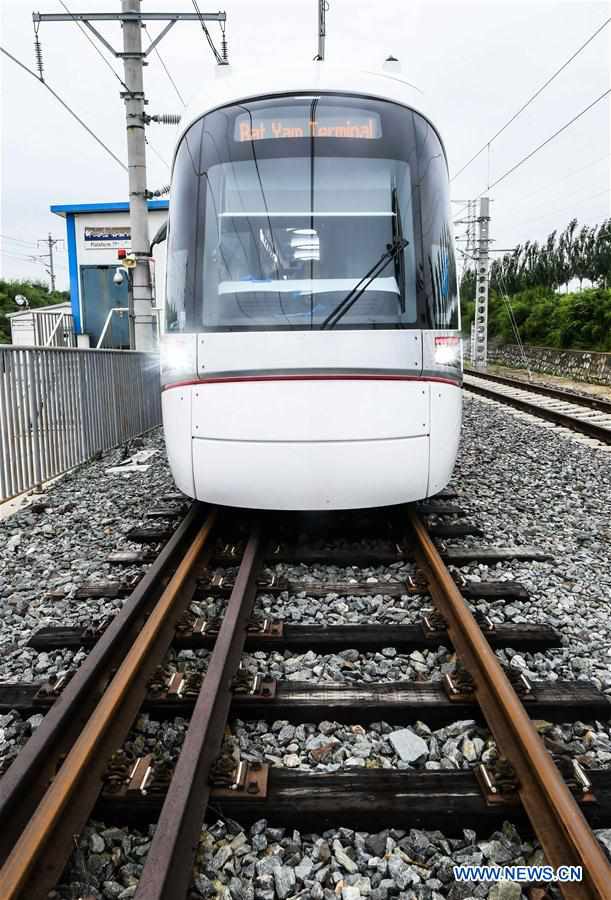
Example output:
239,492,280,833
43,312,76,348
96,307,130,349
0,346,161,501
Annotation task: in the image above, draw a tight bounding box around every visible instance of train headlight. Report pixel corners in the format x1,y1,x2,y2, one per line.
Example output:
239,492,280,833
160,334,197,386
434,335,461,366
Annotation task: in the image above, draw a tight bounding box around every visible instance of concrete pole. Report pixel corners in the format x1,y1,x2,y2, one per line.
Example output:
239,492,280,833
47,234,56,292
121,0,155,351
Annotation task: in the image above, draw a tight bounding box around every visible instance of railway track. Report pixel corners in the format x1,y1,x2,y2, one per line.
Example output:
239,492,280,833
1,501,611,899
463,369,611,444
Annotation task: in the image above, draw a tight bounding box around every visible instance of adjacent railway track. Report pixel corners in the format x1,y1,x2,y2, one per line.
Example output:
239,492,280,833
463,369,611,443
1,500,611,899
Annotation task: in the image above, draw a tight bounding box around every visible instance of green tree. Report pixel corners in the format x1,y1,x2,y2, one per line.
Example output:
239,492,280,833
0,279,69,343
460,216,611,351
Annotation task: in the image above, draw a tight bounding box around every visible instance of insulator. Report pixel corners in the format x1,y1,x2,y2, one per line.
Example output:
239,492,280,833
151,113,181,125
148,184,171,198
221,34,228,62
34,33,44,81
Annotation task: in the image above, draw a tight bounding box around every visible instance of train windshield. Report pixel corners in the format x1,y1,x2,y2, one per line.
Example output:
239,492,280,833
166,94,458,332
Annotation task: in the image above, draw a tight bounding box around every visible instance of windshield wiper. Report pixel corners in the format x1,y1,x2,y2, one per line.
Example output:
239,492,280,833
392,186,406,314
321,237,409,330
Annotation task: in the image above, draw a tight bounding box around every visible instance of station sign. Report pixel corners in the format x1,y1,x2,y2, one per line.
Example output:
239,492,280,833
235,109,382,142
84,226,131,250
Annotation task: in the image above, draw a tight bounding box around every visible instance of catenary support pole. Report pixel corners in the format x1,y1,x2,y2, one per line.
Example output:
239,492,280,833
33,5,226,350
121,0,154,351
473,197,490,370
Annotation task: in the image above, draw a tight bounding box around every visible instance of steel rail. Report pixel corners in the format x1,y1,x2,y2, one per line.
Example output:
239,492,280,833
408,508,611,900
463,374,611,444
465,367,611,414
134,524,264,900
0,503,203,857
0,506,218,900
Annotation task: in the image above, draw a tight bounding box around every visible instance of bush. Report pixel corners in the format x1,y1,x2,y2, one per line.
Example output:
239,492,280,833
461,285,611,352
0,280,69,343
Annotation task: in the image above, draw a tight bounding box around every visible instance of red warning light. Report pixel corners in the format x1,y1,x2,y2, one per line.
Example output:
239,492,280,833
117,248,127,259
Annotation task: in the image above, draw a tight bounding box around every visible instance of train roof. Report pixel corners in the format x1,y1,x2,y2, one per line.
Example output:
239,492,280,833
175,61,439,154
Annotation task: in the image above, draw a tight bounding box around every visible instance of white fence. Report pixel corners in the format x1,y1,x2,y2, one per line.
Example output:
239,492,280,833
0,346,162,501
9,308,76,348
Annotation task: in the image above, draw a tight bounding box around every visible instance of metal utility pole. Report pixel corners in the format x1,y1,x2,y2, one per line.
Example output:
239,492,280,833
316,0,328,60
472,197,491,370
32,5,226,350
36,233,64,291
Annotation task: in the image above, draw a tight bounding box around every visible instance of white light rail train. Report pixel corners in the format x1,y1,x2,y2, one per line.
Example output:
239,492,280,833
160,62,462,510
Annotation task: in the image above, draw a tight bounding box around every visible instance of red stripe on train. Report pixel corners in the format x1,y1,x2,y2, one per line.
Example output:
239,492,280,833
162,374,462,391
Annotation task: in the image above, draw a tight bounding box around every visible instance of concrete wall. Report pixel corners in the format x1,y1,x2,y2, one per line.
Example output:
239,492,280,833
488,344,611,385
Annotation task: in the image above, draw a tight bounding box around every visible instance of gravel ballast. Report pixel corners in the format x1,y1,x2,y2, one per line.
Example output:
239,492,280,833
2,394,611,896
0,431,174,672
51,816,611,900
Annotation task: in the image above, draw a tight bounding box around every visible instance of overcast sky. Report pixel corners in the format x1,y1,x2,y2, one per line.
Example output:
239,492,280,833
1,0,610,291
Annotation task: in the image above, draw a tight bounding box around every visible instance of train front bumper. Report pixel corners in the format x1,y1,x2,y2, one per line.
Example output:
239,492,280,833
162,378,461,510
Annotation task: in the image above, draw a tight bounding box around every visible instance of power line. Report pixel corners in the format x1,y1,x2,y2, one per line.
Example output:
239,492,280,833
497,159,610,224
0,234,39,249
451,15,611,182
506,187,611,232
0,249,38,262
191,0,223,63
57,5,187,108
454,88,610,219
0,248,66,270
486,89,610,193
0,45,128,172
494,152,610,219
50,9,182,171
143,24,186,107
145,137,171,171
57,0,129,91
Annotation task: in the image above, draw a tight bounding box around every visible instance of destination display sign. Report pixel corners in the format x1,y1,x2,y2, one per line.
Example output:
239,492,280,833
235,109,382,142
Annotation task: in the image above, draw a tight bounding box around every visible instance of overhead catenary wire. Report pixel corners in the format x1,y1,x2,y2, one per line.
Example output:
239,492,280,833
57,0,129,91
501,295,532,378
454,88,611,220
499,168,610,223
493,263,533,379
0,46,128,172
504,186,611,233
49,10,180,169
487,89,611,192
494,152,611,220
145,137,171,171
143,23,186,107
451,15,611,182
191,0,224,64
